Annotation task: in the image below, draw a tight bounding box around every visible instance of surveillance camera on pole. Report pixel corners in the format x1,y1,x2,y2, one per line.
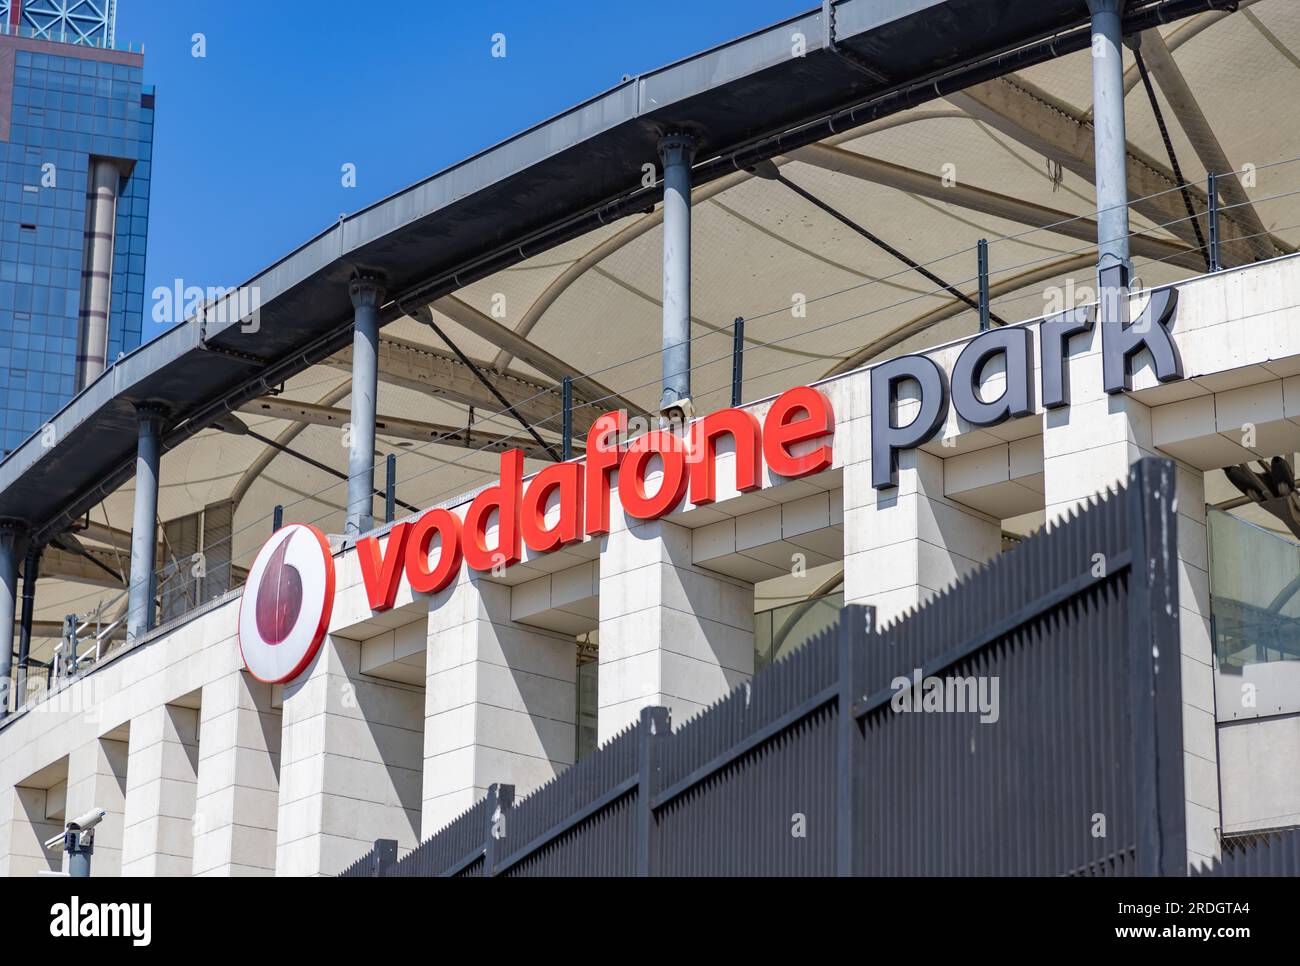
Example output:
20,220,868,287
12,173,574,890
659,396,694,433
44,807,106,878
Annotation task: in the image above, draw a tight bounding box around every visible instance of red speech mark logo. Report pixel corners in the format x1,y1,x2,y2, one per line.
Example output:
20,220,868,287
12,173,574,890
254,532,303,644
239,523,334,684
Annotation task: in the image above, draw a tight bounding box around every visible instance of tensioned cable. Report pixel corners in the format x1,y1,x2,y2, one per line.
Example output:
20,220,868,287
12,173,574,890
950,156,1300,259
1133,47,1210,269
415,306,561,462
769,166,1009,326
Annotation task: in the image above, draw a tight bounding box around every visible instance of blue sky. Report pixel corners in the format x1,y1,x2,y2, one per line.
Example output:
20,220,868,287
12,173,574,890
115,0,808,336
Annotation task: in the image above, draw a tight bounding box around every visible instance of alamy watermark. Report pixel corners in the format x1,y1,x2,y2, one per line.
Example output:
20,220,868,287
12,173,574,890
152,280,262,333
49,897,151,946
890,667,1000,724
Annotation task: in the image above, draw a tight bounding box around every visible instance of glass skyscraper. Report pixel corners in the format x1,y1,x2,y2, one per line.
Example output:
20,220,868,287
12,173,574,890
0,1,153,456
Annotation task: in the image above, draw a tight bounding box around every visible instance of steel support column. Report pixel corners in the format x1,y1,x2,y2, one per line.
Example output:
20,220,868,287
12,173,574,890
0,522,22,716
127,406,163,642
1088,0,1132,282
16,544,41,707
346,275,384,538
658,133,696,417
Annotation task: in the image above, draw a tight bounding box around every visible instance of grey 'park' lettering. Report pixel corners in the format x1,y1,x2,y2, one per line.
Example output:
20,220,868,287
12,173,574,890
870,284,1183,489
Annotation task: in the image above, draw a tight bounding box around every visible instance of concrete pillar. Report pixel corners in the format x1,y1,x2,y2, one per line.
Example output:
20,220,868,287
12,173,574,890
275,634,421,876
345,275,384,538
0,522,21,716
1087,0,1131,277
76,158,119,389
423,573,576,836
843,449,1001,626
1044,399,1154,523
658,133,696,414
1042,321,1155,524
192,671,281,875
0,785,63,877
64,736,128,876
1169,465,1219,871
597,503,754,742
1042,319,1219,870
127,405,163,642
121,704,200,876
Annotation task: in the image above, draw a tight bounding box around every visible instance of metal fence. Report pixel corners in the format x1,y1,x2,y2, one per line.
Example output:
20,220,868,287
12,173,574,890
1191,829,1300,877
342,457,1188,877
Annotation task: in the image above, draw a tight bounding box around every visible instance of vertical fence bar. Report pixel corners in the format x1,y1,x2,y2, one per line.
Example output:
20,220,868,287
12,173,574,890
272,504,283,533
731,317,745,407
384,453,397,524
636,706,671,876
483,782,514,877
1207,171,1221,273
562,376,573,461
837,604,873,876
977,238,991,332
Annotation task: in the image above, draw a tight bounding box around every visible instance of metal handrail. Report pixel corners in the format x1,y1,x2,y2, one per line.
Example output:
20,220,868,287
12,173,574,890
0,21,142,54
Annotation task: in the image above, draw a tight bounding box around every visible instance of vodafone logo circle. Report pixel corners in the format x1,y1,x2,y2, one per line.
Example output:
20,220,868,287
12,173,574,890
239,523,335,683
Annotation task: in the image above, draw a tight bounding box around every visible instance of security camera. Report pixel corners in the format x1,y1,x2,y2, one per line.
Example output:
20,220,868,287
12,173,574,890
67,807,107,832
659,396,695,429
44,807,107,853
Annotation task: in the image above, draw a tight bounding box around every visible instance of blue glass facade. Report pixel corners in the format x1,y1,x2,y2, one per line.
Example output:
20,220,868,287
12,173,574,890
0,41,153,455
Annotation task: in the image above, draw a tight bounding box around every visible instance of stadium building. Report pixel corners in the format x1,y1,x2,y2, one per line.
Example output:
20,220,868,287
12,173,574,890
0,0,1298,876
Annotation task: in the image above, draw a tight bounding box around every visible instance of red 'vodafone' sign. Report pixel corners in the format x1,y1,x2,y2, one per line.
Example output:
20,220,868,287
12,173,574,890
355,385,835,612
237,386,834,680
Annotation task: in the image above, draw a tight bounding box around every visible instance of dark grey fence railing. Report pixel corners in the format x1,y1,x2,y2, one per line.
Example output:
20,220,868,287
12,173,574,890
1191,828,1300,877
342,457,1190,877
